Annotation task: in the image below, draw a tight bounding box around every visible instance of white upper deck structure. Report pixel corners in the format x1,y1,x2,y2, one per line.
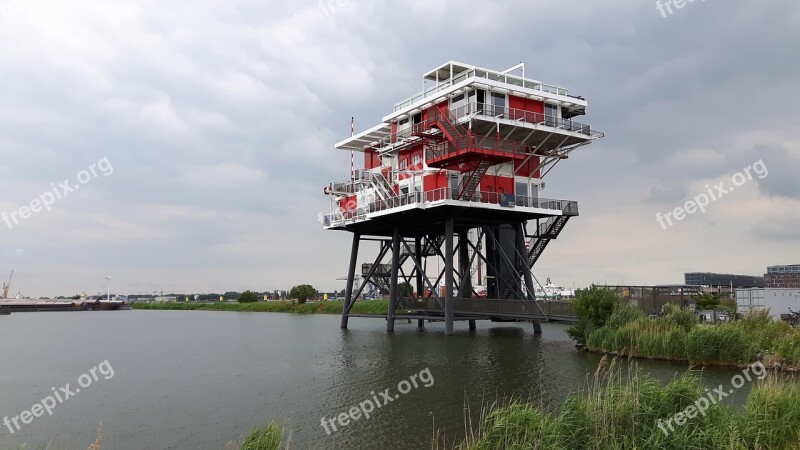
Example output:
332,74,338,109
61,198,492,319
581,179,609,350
336,61,598,153
323,61,603,232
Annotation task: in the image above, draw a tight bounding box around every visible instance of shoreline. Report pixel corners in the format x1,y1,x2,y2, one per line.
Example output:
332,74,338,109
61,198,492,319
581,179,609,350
578,346,800,372
131,299,389,315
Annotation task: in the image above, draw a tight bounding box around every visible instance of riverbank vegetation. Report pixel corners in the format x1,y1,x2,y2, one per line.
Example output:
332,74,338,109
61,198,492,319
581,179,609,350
568,287,800,369
238,423,285,450
132,299,389,315
288,284,317,304
457,360,800,450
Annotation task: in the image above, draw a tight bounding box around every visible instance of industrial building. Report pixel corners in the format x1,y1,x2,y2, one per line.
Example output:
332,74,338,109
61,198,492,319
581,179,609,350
602,285,703,316
321,61,603,334
684,272,764,290
764,264,800,288
736,288,800,320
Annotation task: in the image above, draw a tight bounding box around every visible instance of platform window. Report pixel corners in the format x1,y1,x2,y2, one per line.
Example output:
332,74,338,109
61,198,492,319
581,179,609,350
545,103,559,125
471,89,486,113
451,93,466,113
397,117,410,135
449,174,459,199
516,181,528,197
491,92,506,117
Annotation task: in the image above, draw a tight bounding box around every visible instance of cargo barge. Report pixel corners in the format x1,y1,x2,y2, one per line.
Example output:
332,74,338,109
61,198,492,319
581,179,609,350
0,299,131,313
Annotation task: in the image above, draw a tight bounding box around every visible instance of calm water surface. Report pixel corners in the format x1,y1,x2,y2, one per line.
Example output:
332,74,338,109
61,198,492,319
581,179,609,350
0,311,751,449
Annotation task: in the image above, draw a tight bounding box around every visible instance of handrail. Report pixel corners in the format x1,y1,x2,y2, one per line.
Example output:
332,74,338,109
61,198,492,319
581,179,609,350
323,186,576,228
397,297,577,320
393,69,571,112
368,101,602,155
424,134,530,163
453,102,603,138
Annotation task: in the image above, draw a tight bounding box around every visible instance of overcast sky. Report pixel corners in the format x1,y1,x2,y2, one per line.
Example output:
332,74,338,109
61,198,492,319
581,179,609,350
1,0,798,297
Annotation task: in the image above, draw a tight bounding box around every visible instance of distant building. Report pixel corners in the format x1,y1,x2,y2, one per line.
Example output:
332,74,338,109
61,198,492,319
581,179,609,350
684,272,764,289
764,264,800,288
601,285,703,316
736,288,800,320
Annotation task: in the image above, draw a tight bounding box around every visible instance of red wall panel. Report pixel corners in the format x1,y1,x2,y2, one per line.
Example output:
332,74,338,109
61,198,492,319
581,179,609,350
509,95,526,111
509,95,544,118
364,150,380,169
515,156,541,178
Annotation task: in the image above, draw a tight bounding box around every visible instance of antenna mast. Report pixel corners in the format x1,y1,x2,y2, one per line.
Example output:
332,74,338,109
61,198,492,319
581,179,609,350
350,117,355,181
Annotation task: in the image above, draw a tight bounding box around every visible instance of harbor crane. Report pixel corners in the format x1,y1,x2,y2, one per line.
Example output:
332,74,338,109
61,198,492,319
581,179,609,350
2,271,13,299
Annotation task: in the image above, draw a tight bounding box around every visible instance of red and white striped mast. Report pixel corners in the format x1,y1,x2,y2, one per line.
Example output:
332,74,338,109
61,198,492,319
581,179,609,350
350,117,355,181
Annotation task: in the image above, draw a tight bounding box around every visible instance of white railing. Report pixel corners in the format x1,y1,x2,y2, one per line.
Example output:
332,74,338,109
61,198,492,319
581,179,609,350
451,102,603,138
366,101,602,155
393,69,571,112
322,187,577,228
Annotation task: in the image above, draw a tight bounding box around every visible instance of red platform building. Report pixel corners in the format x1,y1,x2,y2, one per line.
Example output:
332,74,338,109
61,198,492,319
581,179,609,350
322,61,603,334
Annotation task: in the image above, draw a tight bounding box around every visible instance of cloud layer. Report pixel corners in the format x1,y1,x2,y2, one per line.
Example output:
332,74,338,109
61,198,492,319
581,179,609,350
1,0,798,296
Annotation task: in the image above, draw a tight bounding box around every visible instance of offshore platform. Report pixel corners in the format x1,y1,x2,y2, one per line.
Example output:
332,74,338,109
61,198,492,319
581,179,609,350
322,61,603,335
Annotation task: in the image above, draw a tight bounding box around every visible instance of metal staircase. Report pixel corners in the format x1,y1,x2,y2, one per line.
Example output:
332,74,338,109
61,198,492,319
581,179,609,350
413,109,467,149
497,202,577,299
527,215,571,268
363,243,416,294
457,160,493,200
369,170,398,205
430,109,468,142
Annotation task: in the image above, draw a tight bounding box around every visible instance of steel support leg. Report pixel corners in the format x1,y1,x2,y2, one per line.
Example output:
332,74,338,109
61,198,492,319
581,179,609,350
516,223,542,334
341,233,361,329
516,223,535,301
445,219,455,335
387,227,401,332
458,230,472,299
415,236,423,297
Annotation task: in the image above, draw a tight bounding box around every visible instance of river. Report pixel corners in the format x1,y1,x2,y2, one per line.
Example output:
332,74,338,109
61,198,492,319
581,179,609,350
0,311,753,449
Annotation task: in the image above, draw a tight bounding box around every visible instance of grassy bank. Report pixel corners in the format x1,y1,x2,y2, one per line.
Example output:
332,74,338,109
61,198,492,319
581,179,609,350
583,305,800,369
132,299,389,315
567,287,800,369
457,360,800,450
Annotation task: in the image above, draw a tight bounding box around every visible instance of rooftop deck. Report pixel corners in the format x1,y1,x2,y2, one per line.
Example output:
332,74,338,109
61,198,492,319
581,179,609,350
393,61,580,113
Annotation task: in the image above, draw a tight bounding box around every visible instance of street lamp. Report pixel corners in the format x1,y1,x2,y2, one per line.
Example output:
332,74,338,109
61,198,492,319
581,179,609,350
105,276,112,302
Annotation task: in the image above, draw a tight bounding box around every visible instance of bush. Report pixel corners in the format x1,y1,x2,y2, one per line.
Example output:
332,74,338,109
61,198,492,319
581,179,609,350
664,307,697,333
686,325,748,364
460,362,800,450
288,284,316,304
606,304,644,330
586,326,614,352
238,291,260,303
695,293,721,310
398,281,414,298
566,287,619,345
773,332,800,366
663,327,688,360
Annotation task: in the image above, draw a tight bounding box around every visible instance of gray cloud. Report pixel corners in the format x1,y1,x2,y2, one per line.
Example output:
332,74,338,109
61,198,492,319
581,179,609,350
1,0,799,296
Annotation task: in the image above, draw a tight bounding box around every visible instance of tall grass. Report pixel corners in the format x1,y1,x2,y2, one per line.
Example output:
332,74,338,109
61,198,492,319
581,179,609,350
458,359,800,450
133,299,389,315
239,423,285,450
584,305,800,368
